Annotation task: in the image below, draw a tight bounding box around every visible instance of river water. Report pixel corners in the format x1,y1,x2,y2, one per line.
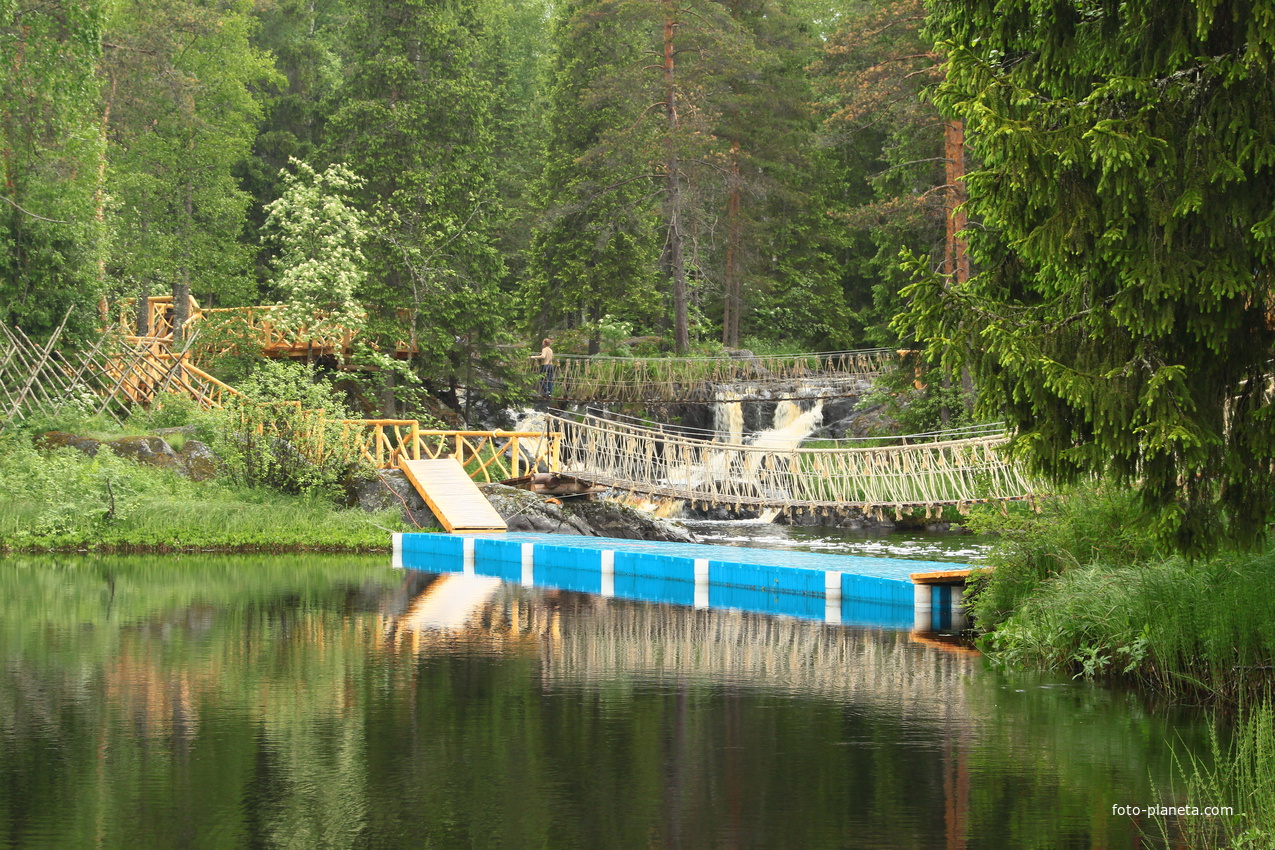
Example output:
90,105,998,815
0,542,1211,849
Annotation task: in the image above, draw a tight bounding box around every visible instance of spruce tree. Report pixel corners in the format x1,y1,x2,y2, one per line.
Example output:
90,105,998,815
905,0,1275,551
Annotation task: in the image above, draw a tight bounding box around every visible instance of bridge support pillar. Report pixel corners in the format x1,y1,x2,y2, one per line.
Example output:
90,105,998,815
913,583,932,631
520,543,534,587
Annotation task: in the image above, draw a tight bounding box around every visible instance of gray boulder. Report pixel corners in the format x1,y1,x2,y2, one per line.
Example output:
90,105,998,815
350,473,697,541
563,495,697,542
177,440,218,481
352,469,442,531
38,431,102,456
106,434,179,465
477,484,596,536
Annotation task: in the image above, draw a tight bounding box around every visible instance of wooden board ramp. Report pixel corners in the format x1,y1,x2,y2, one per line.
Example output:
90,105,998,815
399,459,507,533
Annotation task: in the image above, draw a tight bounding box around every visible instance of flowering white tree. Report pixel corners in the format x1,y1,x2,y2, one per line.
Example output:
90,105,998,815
263,159,368,359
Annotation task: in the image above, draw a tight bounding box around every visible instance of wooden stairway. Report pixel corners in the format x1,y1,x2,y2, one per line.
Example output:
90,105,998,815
398,458,507,533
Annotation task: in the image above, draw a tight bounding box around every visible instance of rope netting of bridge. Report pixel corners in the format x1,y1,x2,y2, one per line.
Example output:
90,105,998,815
532,348,895,403
546,412,1038,514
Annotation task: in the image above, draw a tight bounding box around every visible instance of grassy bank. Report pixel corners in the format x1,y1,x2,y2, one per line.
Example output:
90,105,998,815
0,433,410,553
967,486,1275,704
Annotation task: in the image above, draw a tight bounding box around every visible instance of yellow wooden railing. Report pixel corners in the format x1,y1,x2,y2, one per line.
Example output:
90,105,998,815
341,420,562,477
117,296,414,359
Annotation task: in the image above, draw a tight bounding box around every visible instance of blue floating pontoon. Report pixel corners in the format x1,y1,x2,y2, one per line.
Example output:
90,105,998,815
394,531,971,630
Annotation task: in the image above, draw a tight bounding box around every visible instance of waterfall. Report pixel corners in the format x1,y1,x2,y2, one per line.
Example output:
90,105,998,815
750,399,824,451
713,390,745,443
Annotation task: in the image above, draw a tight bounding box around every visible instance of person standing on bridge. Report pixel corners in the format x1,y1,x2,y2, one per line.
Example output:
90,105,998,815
534,337,554,397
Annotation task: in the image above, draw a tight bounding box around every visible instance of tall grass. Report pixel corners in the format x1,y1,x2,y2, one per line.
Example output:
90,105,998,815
967,486,1166,630
980,552,1275,701
0,433,408,552
968,485,1275,703
1152,702,1275,848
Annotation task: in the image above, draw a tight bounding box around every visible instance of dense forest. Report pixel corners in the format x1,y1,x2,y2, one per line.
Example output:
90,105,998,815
1,0,951,363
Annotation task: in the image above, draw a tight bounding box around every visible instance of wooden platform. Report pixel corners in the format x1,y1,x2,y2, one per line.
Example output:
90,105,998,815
910,568,978,585
398,459,507,533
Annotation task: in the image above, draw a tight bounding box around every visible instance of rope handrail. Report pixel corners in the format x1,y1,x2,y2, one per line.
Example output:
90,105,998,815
550,347,895,364
529,348,895,403
559,407,1009,446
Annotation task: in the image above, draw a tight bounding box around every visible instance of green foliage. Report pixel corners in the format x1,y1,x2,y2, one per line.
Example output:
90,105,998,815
526,0,845,352
104,0,280,317
980,549,1275,702
969,486,1275,702
809,0,949,349
0,432,402,551
208,361,366,498
0,0,108,339
967,486,1165,631
906,0,1275,553
855,359,981,435
241,0,348,279
1154,702,1275,849
129,395,201,432
263,158,368,352
327,0,510,401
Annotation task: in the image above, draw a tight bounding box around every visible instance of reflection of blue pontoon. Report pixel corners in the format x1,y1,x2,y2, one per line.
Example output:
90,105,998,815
394,532,970,631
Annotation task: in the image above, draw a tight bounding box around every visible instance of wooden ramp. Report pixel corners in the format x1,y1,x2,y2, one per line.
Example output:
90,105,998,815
399,458,507,533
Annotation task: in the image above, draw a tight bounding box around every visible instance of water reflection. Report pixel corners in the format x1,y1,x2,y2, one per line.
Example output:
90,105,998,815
0,555,1205,849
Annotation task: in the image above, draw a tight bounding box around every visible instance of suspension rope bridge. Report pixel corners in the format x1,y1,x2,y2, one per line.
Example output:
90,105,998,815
528,348,895,403
540,412,1036,516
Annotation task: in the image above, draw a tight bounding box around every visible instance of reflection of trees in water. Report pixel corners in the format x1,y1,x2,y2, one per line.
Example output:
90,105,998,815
0,555,398,848
0,558,1207,849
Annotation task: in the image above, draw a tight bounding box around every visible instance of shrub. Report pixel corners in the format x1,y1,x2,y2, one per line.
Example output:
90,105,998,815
205,361,369,499
965,485,1165,630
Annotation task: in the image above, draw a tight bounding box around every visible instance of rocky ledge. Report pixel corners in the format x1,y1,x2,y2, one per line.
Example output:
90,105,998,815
39,429,218,481
351,471,697,543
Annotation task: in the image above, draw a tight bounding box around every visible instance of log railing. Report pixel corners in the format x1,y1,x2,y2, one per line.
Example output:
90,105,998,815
342,420,561,477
